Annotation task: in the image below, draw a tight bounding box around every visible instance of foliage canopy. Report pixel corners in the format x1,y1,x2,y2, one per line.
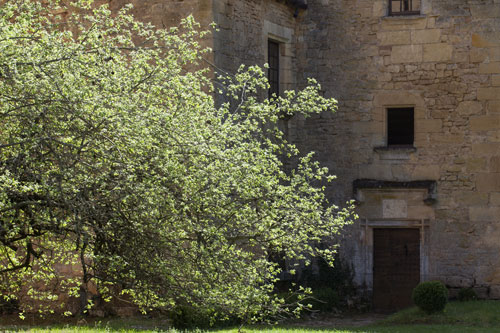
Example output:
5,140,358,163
0,0,353,321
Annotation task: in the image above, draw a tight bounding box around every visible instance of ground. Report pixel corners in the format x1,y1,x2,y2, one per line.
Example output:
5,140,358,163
2,301,500,332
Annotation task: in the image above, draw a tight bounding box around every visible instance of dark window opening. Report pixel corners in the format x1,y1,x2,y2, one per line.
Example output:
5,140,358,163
389,0,420,16
387,107,414,146
268,40,280,98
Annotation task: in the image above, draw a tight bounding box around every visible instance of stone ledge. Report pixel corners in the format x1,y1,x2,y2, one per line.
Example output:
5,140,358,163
374,146,417,152
382,14,427,21
374,146,417,160
353,179,437,205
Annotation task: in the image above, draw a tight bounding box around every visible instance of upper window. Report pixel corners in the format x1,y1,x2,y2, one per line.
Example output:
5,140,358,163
268,39,280,98
389,0,421,16
387,107,414,146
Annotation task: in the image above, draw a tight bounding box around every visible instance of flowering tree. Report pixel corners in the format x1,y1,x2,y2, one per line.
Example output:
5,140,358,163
0,0,353,322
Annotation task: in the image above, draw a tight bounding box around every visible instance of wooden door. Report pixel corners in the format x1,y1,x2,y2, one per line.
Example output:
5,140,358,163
373,228,420,312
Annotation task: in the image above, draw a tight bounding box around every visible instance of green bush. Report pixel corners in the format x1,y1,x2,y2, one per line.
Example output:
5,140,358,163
458,288,477,302
412,281,448,314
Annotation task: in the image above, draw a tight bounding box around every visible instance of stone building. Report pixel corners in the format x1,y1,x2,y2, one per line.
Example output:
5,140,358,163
113,0,500,311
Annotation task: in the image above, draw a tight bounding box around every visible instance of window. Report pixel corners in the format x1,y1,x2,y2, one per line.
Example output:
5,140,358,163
389,0,420,16
268,39,280,98
387,107,414,146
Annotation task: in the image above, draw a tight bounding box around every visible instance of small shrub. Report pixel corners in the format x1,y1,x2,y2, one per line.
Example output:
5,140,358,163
412,281,448,314
458,288,477,302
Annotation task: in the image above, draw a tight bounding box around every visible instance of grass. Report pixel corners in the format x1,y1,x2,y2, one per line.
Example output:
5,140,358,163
0,316,171,332
2,300,500,332
379,300,500,326
218,327,500,333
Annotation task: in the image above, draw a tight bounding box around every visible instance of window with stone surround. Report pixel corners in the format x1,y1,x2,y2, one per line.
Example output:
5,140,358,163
268,39,280,98
387,107,414,146
389,0,420,16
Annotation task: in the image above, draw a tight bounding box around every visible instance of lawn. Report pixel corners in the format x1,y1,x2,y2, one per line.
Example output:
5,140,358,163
2,301,500,332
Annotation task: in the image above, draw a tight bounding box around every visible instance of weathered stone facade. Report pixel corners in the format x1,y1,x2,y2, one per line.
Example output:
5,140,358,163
114,0,500,307
289,0,500,303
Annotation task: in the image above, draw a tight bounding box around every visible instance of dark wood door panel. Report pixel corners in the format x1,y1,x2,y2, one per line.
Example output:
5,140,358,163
373,228,420,311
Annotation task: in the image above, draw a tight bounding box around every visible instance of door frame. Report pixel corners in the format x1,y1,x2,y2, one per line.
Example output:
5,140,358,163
359,219,430,299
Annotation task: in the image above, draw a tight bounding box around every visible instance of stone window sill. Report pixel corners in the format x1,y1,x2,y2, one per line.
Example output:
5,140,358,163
382,14,426,21
374,145,416,151
374,146,416,160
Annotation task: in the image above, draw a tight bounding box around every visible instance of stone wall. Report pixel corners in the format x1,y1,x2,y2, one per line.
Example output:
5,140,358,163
107,0,216,66
107,0,500,301
212,0,299,93
291,0,500,298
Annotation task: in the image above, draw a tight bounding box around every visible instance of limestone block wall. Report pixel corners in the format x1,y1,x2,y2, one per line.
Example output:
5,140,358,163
107,0,302,90
108,0,214,28
103,0,500,300
290,0,500,298
212,0,299,94
107,0,216,64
